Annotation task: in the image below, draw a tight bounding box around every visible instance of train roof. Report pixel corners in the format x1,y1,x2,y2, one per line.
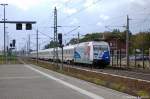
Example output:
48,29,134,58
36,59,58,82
63,44,76,49
75,41,109,46
30,48,53,53
62,41,109,49
30,41,109,53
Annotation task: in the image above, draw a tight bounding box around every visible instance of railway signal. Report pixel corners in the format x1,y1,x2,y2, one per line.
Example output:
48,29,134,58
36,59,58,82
10,43,12,47
12,39,16,47
16,23,33,30
16,23,22,30
26,23,32,30
58,33,62,46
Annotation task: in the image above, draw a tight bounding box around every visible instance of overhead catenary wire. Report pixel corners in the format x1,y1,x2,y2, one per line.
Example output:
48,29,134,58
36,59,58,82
63,26,80,36
60,0,103,22
129,13,150,32
32,28,53,40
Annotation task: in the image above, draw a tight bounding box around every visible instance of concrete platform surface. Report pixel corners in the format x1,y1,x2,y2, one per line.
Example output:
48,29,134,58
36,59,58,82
0,64,136,99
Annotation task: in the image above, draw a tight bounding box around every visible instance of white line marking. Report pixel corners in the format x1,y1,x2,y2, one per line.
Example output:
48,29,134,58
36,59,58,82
0,76,41,80
24,64,104,99
32,59,150,83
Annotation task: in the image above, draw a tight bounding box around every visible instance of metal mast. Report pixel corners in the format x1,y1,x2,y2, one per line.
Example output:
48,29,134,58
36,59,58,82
54,7,58,65
126,15,130,67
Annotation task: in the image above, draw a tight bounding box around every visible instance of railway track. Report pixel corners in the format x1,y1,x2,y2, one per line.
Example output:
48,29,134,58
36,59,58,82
29,58,150,82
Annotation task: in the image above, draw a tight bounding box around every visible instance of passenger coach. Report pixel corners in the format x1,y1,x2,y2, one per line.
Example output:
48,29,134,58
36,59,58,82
30,41,110,68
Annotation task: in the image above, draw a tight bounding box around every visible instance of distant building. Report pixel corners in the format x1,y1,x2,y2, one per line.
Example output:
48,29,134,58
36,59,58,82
99,33,126,54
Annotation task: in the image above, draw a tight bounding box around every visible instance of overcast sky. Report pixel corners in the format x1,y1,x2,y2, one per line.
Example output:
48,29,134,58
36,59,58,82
0,0,150,50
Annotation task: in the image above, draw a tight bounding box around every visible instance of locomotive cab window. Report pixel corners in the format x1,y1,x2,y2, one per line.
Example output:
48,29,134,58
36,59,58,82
93,45,108,51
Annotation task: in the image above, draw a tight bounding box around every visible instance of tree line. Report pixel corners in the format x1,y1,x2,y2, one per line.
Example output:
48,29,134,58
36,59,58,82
44,29,150,53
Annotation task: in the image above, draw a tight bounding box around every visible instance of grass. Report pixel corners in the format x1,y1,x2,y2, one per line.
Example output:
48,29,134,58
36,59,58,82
24,59,150,98
137,90,150,99
111,83,126,92
0,55,21,64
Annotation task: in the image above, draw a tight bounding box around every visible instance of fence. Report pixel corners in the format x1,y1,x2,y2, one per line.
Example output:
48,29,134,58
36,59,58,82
0,51,17,64
110,48,150,70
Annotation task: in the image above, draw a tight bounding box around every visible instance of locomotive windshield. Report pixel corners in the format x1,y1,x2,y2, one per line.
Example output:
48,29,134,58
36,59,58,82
93,45,108,51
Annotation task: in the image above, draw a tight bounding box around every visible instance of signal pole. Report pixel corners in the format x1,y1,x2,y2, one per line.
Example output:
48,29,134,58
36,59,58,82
78,32,80,43
29,34,30,55
36,29,39,64
27,34,30,56
126,15,130,67
0,4,8,62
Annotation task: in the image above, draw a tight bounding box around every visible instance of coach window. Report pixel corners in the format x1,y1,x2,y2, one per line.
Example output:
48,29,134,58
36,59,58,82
64,50,66,54
63,50,65,54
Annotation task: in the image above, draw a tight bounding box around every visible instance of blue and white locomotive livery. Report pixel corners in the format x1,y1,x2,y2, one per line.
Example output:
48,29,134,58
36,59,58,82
74,41,110,66
30,41,110,67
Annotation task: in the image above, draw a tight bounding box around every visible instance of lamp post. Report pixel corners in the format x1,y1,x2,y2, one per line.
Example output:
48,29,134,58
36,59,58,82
0,3,8,62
